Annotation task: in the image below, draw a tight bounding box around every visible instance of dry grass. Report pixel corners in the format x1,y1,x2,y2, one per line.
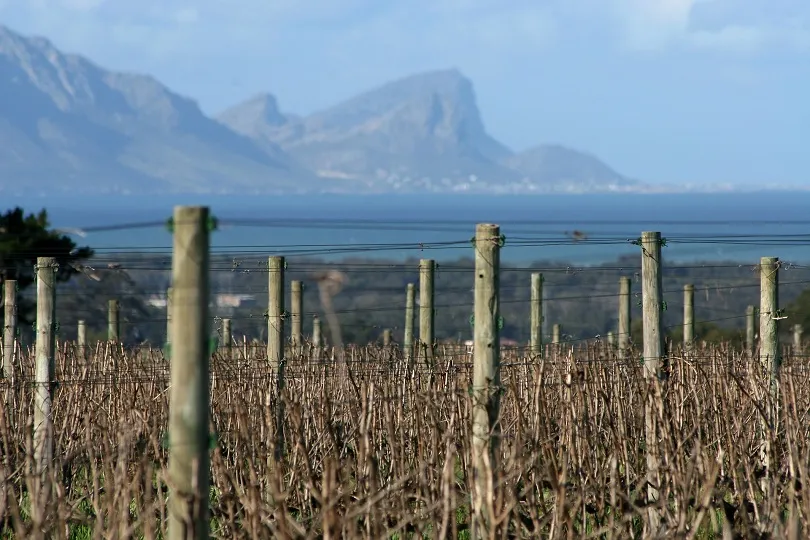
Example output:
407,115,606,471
1,340,809,539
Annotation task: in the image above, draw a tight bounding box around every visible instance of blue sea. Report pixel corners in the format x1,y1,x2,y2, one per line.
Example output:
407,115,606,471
9,192,810,265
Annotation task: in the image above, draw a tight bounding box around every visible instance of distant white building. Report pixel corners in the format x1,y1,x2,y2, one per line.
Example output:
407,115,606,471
215,294,255,308
146,293,256,309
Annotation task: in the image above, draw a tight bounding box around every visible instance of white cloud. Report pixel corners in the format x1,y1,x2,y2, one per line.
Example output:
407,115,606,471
612,0,698,49
0,0,806,77
687,25,768,53
604,0,810,53
60,0,107,10
347,2,558,54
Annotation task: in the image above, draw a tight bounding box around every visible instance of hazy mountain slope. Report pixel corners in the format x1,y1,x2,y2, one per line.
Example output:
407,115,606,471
218,69,522,186
218,69,636,191
504,145,636,188
0,25,313,194
0,23,639,194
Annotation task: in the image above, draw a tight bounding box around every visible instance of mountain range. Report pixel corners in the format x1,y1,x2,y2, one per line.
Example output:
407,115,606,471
0,25,639,195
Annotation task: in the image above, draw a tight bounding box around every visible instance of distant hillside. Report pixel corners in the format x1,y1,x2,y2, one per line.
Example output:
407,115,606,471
0,25,315,194
504,145,633,189
0,24,640,194
219,69,638,192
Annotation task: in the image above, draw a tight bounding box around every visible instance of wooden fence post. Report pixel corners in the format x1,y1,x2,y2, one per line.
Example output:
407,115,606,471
108,299,120,342
757,256,780,507
77,320,86,360
222,318,232,357
166,287,173,345
683,284,694,350
290,280,303,355
33,258,57,479
618,276,631,359
382,329,392,347
530,272,543,357
640,231,665,534
266,255,285,464
471,223,502,540
167,206,212,540
759,257,780,376
267,256,285,374
312,315,322,348
793,324,803,354
404,284,415,367
3,279,16,378
746,305,756,357
419,259,435,363
552,324,561,344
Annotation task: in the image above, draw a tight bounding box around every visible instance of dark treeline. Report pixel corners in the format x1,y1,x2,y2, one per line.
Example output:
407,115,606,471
17,252,810,349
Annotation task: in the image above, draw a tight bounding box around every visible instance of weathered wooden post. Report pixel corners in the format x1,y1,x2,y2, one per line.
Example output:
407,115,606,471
221,318,232,357
759,257,780,376
552,324,561,344
77,320,86,360
266,255,285,464
745,305,756,357
793,324,803,354
2,279,16,378
618,276,631,359
167,206,212,540
312,315,322,348
166,287,173,345
530,272,543,357
33,258,57,479
641,231,665,533
403,284,415,366
290,280,303,355
471,223,502,540
419,259,435,363
757,256,780,505
267,256,285,374
683,284,695,350
382,328,392,347
108,299,120,342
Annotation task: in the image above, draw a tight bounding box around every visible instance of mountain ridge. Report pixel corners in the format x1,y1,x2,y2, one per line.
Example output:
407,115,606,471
0,25,316,194
217,69,639,192
0,24,639,195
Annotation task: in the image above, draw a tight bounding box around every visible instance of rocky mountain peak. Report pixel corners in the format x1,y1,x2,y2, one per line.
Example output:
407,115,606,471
216,92,292,137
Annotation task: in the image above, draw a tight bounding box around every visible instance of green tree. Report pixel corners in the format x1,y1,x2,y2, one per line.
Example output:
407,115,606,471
0,207,93,324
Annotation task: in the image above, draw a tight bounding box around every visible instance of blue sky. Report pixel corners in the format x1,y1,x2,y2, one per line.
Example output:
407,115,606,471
0,0,807,187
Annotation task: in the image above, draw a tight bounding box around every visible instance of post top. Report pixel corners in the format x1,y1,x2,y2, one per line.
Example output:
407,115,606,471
172,205,210,221
34,257,58,268
267,255,285,268
173,205,209,212
475,223,500,238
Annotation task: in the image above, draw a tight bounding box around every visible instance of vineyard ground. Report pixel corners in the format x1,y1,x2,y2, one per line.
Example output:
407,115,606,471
1,341,808,539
